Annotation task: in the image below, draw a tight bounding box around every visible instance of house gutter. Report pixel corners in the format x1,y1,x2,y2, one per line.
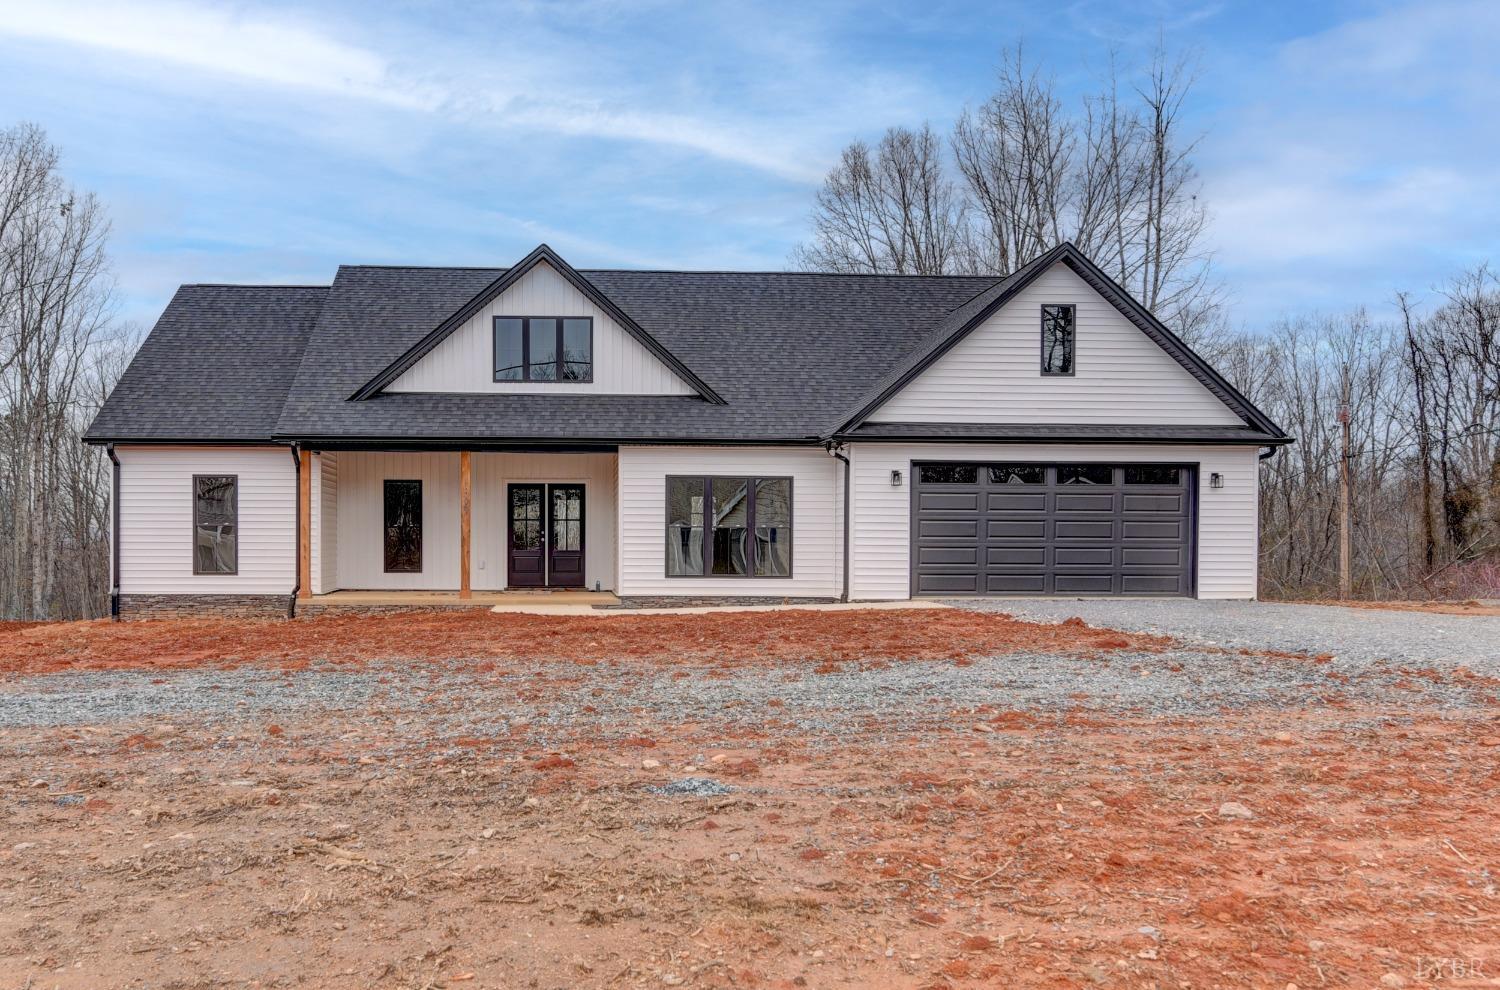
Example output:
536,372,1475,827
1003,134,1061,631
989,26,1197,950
1258,446,1279,462
826,443,851,603
288,443,301,618
106,443,121,621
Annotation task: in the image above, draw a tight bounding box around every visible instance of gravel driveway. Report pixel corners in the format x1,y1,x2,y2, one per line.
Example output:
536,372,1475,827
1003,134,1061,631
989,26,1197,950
953,598,1500,672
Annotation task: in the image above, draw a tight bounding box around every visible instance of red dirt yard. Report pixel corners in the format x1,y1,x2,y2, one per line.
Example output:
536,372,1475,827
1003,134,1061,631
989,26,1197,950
0,607,1164,673
1,608,1497,990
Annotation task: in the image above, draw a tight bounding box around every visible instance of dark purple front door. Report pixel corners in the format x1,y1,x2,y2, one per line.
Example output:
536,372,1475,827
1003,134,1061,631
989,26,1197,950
507,483,586,588
507,484,546,587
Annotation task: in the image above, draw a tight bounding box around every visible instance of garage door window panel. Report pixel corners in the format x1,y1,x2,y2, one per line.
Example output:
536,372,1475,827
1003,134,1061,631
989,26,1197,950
919,464,978,485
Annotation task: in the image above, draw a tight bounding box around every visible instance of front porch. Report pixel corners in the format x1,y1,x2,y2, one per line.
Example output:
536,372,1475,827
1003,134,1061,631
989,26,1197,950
299,449,619,600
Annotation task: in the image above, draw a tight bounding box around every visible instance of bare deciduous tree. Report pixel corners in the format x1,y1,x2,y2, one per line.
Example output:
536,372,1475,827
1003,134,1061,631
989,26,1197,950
0,122,132,620
796,43,1221,340
790,124,965,275
1201,268,1500,600
951,47,1074,274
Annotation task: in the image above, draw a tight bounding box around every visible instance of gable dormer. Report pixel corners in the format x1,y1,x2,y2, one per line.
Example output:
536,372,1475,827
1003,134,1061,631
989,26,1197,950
354,245,720,401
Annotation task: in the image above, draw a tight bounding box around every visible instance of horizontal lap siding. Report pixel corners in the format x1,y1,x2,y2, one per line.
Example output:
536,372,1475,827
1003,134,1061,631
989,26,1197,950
335,452,460,590
849,444,1260,600
388,261,695,396
471,452,618,591
870,264,1243,425
117,445,295,595
617,446,838,598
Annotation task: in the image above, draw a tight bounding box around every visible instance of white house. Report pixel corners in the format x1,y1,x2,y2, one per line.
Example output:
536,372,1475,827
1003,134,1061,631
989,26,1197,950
85,242,1290,617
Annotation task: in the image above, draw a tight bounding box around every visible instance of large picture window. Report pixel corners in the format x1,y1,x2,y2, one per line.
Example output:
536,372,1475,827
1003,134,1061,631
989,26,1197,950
493,316,593,382
666,476,791,578
383,479,422,573
193,475,237,574
1041,303,1075,375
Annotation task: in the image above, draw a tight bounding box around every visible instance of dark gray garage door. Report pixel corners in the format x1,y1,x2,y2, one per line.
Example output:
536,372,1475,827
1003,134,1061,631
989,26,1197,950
912,462,1195,597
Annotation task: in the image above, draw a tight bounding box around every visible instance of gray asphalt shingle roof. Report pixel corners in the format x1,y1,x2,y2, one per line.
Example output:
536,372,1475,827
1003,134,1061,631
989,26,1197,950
85,284,327,442
87,254,1285,446
273,264,1000,442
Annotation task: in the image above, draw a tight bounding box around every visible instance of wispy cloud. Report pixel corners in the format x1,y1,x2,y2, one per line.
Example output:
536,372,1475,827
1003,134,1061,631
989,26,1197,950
0,0,852,181
1200,0,1500,318
2,1,437,108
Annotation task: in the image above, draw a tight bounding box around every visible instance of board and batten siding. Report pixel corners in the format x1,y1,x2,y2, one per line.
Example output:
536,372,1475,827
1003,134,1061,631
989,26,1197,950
116,445,295,595
616,446,840,598
869,262,1243,425
325,451,617,591
310,452,339,594
335,451,461,590
471,452,618,591
847,443,1261,600
387,261,696,396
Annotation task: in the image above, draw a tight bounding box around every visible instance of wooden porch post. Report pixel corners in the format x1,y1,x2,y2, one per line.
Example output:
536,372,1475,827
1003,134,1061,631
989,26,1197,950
297,450,312,599
459,450,472,598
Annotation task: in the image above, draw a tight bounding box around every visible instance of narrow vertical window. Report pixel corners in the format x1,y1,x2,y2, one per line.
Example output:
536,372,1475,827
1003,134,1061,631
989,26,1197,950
711,478,750,575
494,318,524,381
193,475,237,574
1041,304,1075,375
752,478,791,577
561,318,592,381
384,479,422,573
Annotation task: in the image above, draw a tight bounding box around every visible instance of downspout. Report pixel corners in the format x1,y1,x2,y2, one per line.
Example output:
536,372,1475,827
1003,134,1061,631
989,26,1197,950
827,442,851,603
288,443,301,618
1258,446,1279,462
106,443,121,621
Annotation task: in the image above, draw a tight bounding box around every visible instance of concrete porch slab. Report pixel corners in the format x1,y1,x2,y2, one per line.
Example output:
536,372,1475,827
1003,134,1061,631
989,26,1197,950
308,590,620,609
487,599,952,617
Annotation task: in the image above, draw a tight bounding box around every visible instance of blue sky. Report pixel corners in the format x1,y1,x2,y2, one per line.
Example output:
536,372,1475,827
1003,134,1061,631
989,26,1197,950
1,0,1495,331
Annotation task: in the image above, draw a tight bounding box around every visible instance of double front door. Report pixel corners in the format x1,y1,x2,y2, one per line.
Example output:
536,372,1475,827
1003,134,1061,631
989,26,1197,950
507,483,585,588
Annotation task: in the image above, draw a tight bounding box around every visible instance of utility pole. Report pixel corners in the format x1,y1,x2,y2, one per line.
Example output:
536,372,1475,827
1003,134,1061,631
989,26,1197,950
1338,370,1352,600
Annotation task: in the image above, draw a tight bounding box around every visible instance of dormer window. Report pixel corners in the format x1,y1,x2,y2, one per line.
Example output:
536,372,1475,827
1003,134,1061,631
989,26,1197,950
1040,304,1075,375
493,316,593,382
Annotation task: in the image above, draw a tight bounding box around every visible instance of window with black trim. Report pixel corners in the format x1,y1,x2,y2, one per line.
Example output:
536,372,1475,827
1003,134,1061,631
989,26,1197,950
1041,304,1075,375
493,316,593,382
383,480,422,573
666,476,791,578
193,475,237,574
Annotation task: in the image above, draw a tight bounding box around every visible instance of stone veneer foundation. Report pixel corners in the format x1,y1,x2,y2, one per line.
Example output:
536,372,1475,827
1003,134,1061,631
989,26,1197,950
117,594,291,620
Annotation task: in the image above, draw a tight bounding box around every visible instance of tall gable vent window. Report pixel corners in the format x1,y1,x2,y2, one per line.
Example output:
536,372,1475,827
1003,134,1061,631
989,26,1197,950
193,475,237,574
384,480,423,573
494,316,593,382
666,476,792,578
1041,304,1075,375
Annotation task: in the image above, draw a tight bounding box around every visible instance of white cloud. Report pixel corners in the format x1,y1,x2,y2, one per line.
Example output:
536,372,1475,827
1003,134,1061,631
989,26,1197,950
0,0,438,109
0,0,841,181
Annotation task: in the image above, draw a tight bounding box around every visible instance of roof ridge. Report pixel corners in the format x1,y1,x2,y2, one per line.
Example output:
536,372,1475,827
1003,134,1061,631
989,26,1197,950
334,263,1002,280
181,282,330,289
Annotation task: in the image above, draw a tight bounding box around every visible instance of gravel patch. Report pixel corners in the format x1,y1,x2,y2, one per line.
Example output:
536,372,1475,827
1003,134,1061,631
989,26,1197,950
648,778,737,797
952,599,1500,674
1,633,1490,739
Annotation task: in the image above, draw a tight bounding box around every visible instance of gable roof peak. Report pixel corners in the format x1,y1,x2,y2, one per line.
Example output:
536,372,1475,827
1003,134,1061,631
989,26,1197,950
349,243,726,404
832,240,1288,439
